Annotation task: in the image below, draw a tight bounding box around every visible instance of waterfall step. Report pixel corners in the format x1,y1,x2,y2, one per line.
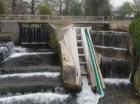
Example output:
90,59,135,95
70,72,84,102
0,72,61,95
101,57,131,78
21,42,47,45
81,72,88,76
78,54,85,57
0,53,59,68
77,40,83,43
0,65,61,74
80,62,86,64
94,46,130,60
90,31,129,49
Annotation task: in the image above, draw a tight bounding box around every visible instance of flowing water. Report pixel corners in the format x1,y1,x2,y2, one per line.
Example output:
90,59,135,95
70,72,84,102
90,31,140,104
0,43,102,104
0,30,137,104
90,31,129,48
101,57,131,78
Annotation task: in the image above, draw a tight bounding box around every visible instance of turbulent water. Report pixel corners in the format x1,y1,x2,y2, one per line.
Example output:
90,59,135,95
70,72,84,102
0,46,102,104
77,77,101,104
0,41,133,104
0,92,69,104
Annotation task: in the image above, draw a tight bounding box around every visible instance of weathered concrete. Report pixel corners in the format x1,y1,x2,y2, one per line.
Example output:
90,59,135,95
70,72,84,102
0,35,12,42
0,21,19,42
74,22,109,31
48,24,82,91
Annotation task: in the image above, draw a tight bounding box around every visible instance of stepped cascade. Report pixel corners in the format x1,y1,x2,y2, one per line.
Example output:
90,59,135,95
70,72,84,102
90,31,131,79
0,41,67,103
0,21,133,104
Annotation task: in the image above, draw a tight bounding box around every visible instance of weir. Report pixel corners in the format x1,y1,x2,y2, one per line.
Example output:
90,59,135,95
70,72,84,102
90,31,129,48
0,41,62,96
90,31,131,79
0,20,133,103
19,23,49,44
101,57,131,78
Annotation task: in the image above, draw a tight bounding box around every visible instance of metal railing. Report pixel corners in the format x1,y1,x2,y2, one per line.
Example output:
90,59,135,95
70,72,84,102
83,28,104,95
0,14,105,22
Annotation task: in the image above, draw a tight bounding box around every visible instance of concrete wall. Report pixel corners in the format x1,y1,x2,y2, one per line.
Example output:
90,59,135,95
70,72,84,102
48,24,82,91
0,21,19,43
74,23,110,31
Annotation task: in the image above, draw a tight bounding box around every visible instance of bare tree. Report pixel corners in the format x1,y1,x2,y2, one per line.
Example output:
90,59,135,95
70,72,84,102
85,0,111,16
12,0,16,13
26,0,44,14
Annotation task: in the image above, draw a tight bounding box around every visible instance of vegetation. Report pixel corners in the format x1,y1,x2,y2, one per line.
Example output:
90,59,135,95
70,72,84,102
119,2,133,17
133,0,140,18
129,19,140,53
129,19,140,96
0,0,112,16
134,67,140,96
49,32,59,54
38,3,51,15
0,0,8,14
85,0,111,16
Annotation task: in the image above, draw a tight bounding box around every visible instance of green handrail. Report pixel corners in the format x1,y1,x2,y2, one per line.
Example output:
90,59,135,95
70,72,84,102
84,28,103,95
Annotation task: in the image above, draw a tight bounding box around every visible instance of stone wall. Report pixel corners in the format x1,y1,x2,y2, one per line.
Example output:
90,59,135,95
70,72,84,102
0,21,19,43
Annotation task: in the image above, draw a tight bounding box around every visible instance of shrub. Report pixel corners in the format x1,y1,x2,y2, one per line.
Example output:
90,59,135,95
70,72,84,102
38,4,51,15
129,19,140,53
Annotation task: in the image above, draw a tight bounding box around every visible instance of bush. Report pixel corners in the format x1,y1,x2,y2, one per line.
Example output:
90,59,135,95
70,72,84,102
38,4,51,15
129,19,140,53
129,19,140,96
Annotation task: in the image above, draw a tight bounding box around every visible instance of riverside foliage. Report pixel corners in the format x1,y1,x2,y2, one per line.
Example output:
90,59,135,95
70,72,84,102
129,19,140,96
129,19,140,53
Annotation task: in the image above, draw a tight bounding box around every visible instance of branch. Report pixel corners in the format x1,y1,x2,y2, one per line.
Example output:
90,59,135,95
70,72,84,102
33,1,45,12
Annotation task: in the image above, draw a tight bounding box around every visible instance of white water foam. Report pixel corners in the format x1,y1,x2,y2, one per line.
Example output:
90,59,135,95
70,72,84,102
0,72,60,79
9,52,54,58
94,45,128,51
77,77,102,104
14,47,27,53
104,78,130,85
0,92,69,104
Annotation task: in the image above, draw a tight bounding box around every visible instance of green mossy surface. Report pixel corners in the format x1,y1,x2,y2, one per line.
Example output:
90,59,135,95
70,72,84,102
133,59,140,96
49,32,60,55
129,19,140,52
129,19,140,96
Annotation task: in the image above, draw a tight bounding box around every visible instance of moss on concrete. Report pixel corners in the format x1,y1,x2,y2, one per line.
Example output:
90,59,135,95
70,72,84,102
49,32,60,56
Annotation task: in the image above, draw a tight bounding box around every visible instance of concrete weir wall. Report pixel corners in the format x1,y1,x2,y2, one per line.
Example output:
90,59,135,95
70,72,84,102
49,25,82,91
0,21,19,42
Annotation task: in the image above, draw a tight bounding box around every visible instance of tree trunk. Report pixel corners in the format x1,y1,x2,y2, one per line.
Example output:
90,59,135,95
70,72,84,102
31,0,35,15
12,0,16,14
59,0,62,15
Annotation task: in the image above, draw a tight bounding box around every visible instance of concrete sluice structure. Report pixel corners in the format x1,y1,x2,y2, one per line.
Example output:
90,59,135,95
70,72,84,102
0,20,132,103
55,26,105,94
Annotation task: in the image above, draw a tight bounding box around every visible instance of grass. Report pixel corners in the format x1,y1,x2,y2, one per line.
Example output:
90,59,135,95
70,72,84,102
52,22,71,28
134,66,140,96
109,20,132,26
